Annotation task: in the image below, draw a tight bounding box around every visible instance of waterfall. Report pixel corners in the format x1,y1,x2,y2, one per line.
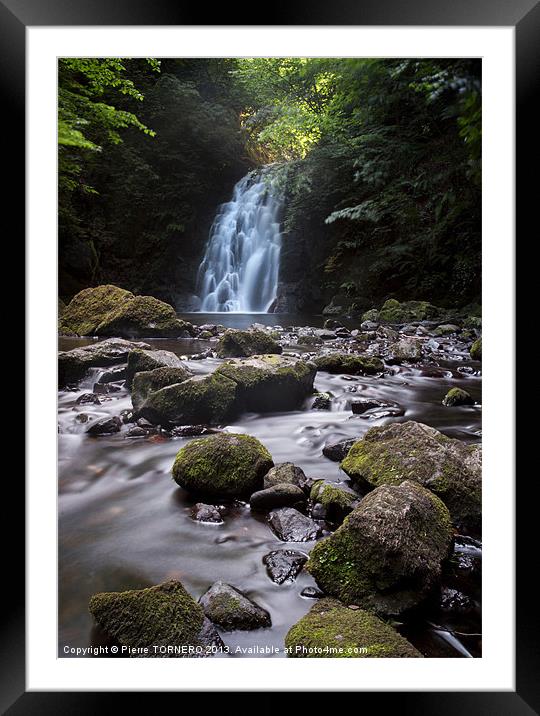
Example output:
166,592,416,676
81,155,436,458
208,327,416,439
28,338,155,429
196,167,283,313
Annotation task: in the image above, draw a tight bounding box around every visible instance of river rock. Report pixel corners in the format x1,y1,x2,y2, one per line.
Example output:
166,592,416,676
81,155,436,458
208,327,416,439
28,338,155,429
300,587,325,599
439,587,475,615
216,329,282,358
312,392,332,410
442,387,475,407
191,503,223,524
88,579,222,657
268,507,322,542
59,285,192,338
125,348,186,389
285,598,422,658
387,337,423,364
470,337,482,361
340,421,481,531
198,581,271,631
434,324,460,336
131,365,193,409
322,438,357,462
351,398,399,415
216,354,316,412
86,415,122,436
250,483,305,511
139,373,238,426
263,463,309,491
263,550,308,584
369,299,442,324
172,433,273,498
309,480,360,523
58,337,151,386
307,481,453,616
313,353,384,375
97,365,128,383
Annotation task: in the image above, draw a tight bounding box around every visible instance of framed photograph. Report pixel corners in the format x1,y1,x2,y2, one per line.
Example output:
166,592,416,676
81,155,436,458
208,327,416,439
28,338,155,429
6,0,534,708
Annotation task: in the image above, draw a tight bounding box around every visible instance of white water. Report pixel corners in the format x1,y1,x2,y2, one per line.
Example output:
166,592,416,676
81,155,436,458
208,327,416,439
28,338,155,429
196,168,283,312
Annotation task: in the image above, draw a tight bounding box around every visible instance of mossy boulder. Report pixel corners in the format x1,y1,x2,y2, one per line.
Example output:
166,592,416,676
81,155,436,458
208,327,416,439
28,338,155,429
216,355,316,412
198,582,271,631
285,598,422,658
126,348,186,389
58,337,151,386
88,579,222,657
96,294,192,338
131,366,193,410
442,387,475,407
172,432,273,498
313,353,384,375
307,481,453,616
362,299,442,325
470,337,482,361
341,421,481,531
216,329,282,358
139,373,238,426
310,480,360,523
59,285,133,336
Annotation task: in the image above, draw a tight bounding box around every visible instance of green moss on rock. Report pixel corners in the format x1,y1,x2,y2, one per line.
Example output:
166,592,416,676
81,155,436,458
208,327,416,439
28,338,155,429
310,481,359,523
88,579,217,657
139,372,238,426
126,348,185,390
307,480,453,616
313,353,384,375
341,421,481,531
216,354,316,412
131,366,193,410
216,329,282,358
470,337,482,361
285,598,422,658
59,285,133,336
172,432,274,497
442,387,475,407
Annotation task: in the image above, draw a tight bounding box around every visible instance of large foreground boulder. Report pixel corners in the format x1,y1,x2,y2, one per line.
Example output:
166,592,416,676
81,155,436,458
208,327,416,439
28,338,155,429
216,329,282,358
313,354,383,375
341,421,481,531
172,433,273,498
88,580,222,657
58,337,150,386
59,284,192,338
307,481,453,616
138,373,238,426
285,598,422,658
198,582,271,631
216,355,316,412
131,366,193,410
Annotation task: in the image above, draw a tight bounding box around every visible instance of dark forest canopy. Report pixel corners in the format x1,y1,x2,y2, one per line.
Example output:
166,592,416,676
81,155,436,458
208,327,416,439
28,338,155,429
58,57,481,311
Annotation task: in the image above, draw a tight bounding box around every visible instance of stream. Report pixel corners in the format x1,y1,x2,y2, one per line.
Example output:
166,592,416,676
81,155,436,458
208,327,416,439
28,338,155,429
58,315,482,659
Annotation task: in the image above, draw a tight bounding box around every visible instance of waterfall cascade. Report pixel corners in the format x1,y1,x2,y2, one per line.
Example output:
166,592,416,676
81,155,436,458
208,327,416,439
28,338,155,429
196,168,283,312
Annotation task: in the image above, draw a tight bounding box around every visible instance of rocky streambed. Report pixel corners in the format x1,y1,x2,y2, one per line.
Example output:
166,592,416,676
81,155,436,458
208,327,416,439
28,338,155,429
58,290,482,659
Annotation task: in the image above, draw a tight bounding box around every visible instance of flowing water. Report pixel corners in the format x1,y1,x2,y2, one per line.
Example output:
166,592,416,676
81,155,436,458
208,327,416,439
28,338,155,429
195,168,283,312
58,324,482,659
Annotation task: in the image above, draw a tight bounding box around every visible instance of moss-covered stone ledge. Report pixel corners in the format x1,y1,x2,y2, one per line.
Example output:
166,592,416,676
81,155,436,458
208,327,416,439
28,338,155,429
285,598,422,658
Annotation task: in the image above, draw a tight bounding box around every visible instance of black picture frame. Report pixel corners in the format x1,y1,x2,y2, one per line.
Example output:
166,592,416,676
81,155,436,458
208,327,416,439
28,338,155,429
5,0,535,710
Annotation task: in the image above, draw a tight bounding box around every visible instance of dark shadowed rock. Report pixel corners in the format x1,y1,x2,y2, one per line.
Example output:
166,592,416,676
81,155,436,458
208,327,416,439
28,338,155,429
268,507,322,542
307,481,453,616
439,587,475,615
250,483,305,511
322,438,357,462
312,392,332,410
285,598,422,658
198,581,271,631
263,550,308,584
86,416,122,436
59,338,151,386
351,398,401,415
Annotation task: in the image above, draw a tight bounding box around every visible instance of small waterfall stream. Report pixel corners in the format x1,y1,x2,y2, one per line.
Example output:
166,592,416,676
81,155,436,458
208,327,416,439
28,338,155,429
196,167,283,312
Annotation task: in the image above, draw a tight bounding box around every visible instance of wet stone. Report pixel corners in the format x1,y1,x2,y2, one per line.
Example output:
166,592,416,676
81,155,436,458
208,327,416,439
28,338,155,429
191,503,223,524
268,507,322,542
262,550,308,584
